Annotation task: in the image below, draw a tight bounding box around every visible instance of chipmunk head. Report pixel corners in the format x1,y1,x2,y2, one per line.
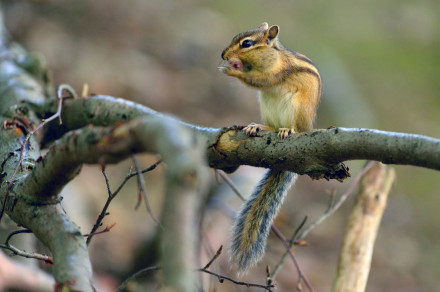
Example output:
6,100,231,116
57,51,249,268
221,22,282,73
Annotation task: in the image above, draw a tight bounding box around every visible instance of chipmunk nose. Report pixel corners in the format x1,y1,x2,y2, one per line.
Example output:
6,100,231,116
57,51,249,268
221,49,228,60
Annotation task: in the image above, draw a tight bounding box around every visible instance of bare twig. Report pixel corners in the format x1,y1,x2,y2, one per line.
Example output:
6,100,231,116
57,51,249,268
216,170,246,201
81,83,89,97
10,84,77,183
0,84,77,222
133,156,145,210
298,161,375,240
86,167,114,246
290,215,309,245
0,229,53,264
266,265,273,286
200,230,216,291
199,268,275,291
56,84,78,123
86,160,162,246
271,215,308,279
198,245,275,291
5,229,33,245
83,223,115,238
271,226,314,292
116,245,274,291
110,159,162,199
202,245,223,270
132,155,161,227
115,265,162,292
0,243,53,264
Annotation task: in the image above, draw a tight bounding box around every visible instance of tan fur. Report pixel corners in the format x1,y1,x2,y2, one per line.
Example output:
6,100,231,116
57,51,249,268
239,173,275,253
221,23,321,273
220,23,321,134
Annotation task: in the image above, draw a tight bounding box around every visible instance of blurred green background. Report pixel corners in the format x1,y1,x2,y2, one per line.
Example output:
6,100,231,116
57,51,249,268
2,0,439,291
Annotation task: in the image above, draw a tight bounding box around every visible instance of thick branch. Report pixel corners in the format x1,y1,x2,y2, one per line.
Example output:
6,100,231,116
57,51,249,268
10,115,209,292
208,127,440,176
40,96,440,180
1,116,95,291
18,116,205,197
41,95,217,144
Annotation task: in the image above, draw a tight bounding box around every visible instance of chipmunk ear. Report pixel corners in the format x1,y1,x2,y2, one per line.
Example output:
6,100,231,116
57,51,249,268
267,25,279,41
258,22,269,30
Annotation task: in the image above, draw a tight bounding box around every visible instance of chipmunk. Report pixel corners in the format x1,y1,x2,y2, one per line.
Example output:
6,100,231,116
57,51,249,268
219,22,321,273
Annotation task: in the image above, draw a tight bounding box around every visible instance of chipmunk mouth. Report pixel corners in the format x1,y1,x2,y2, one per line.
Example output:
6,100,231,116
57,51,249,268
228,60,243,70
218,59,247,73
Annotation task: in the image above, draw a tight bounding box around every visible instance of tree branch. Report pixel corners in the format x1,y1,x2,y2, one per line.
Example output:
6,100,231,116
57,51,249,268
4,114,209,291
40,95,440,180
332,162,395,292
207,127,440,175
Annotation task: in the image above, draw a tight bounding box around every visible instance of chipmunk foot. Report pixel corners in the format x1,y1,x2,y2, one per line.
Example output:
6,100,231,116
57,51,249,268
277,128,295,139
243,123,273,136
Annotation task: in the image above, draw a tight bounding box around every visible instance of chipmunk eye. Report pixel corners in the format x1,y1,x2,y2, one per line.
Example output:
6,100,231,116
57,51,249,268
240,39,254,48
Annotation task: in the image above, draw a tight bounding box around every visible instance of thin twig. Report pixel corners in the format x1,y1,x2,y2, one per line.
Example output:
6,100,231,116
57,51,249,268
9,84,77,183
0,84,77,222
0,229,53,264
202,245,223,270
216,170,246,201
81,83,89,98
132,156,161,227
116,245,275,291
290,215,309,245
297,161,375,240
133,156,144,210
112,159,162,198
83,223,115,238
266,265,273,287
5,229,33,245
271,215,309,278
271,226,314,292
86,160,162,246
115,265,162,292
198,245,275,291
200,230,217,291
199,268,275,291
0,243,54,264
86,167,115,246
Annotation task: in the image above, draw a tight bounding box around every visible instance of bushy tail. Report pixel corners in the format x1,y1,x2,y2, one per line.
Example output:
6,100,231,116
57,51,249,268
230,169,297,273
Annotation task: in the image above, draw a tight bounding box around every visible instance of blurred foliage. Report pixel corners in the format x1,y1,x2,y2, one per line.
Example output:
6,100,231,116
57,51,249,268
1,0,439,291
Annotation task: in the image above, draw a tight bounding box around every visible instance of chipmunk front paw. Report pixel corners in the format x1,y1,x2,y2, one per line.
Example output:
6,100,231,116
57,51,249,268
243,123,273,136
277,128,295,139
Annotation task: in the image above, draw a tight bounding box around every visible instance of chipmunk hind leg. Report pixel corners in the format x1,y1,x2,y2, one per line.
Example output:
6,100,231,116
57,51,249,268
229,169,297,274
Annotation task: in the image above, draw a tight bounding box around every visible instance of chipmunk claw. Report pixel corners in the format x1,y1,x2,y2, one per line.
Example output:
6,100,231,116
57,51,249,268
277,128,295,139
243,123,272,136
217,66,228,73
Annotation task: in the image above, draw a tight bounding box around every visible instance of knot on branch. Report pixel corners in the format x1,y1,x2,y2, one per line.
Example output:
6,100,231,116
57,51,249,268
308,162,351,182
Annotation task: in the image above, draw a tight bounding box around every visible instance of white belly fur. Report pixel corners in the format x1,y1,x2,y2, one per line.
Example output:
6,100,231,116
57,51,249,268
259,87,296,130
